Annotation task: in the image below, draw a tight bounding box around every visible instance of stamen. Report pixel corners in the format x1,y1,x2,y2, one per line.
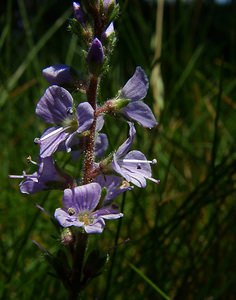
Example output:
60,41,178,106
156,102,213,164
34,138,40,144
9,171,39,181
120,180,130,189
37,126,70,142
78,212,94,225
68,207,76,215
67,107,73,115
146,177,160,184
122,158,157,165
9,171,27,179
9,174,25,179
26,156,38,166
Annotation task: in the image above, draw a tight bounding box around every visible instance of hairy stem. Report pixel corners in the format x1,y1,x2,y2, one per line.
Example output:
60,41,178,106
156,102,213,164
83,75,98,184
68,76,98,299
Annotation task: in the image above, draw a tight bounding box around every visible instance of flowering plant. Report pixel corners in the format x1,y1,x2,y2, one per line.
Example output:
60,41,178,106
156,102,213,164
10,1,159,298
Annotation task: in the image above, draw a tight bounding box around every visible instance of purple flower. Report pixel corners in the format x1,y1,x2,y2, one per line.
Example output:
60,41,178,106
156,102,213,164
112,123,159,188
118,67,157,128
9,157,73,194
58,115,108,159
95,174,133,203
54,183,123,234
35,85,94,158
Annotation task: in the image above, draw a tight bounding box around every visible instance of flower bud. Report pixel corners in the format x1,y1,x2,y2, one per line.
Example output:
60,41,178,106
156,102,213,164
110,98,130,110
103,0,115,12
102,0,119,24
87,38,104,76
42,64,76,86
102,22,115,40
61,228,74,245
73,2,85,25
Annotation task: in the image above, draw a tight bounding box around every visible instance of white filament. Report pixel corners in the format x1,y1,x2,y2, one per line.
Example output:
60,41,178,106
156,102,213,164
38,126,70,142
122,158,157,165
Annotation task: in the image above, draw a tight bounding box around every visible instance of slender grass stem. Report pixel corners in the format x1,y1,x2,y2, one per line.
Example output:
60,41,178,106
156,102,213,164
104,192,126,300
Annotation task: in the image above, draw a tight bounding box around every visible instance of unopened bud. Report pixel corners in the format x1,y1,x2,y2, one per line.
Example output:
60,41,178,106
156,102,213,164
61,228,74,245
73,2,85,25
87,38,104,76
42,64,76,87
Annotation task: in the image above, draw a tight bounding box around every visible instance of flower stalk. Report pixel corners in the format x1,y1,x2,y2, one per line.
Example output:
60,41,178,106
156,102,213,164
10,1,159,298
68,232,88,300
83,75,98,184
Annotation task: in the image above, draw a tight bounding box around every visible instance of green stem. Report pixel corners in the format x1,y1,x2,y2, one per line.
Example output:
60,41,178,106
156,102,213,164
68,232,88,300
104,192,126,299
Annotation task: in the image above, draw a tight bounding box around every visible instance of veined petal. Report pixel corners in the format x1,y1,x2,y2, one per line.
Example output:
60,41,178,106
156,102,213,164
36,85,73,124
95,174,132,203
120,66,149,101
96,115,105,132
93,205,123,220
115,122,136,158
122,101,158,129
38,156,65,182
63,183,102,213
54,208,83,227
76,102,94,133
20,180,45,194
120,151,152,178
112,154,127,179
95,133,108,158
84,219,105,234
36,126,70,158
122,171,147,188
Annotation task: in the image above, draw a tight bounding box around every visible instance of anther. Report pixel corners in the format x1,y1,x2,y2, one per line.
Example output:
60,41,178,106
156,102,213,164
34,138,40,144
26,156,38,166
67,107,73,115
68,207,76,216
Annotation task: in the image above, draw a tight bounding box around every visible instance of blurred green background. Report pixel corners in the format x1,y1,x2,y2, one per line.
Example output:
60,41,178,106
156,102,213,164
1,0,236,299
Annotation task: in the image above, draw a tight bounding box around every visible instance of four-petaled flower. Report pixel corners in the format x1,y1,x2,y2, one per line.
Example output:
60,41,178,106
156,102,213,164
54,183,123,234
35,85,94,158
117,66,158,128
9,157,73,194
112,123,159,188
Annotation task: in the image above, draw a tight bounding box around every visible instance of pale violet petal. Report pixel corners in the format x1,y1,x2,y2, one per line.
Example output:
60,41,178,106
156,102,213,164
120,67,149,101
36,85,73,124
122,101,157,128
54,208,83,227
76,102,94,133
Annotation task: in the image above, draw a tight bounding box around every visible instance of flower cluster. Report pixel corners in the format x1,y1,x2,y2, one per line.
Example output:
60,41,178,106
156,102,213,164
11,1,159,235
10,0,159,292
10,1,159,293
